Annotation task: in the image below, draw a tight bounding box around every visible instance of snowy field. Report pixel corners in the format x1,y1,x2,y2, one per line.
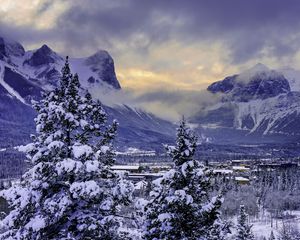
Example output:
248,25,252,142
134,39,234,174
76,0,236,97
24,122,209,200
228,210,300,239
252,211,300,239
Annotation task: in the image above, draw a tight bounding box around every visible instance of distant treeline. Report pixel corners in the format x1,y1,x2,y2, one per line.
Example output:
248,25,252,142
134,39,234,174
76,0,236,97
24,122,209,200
0,149,27,179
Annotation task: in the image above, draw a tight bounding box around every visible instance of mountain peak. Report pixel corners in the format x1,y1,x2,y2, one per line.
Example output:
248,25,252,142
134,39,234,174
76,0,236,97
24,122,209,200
39,44,53,53
237,63,271,82
35,44,59,57
95,49,110,57
208,65,290,102
236,63,284,86
249,63,269,72
85,50,112,65
84,50,121,89
23,44,62,67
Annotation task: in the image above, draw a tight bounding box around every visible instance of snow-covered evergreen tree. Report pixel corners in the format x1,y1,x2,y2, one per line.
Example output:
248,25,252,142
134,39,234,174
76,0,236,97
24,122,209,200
236,205,254,240
269,231,275,240
143,118,229,240
0,57,133,240
279,222,300,240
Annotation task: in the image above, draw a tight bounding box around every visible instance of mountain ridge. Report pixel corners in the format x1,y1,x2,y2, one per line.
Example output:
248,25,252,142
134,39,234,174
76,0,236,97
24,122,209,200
191,64,300,143
1,35,300,148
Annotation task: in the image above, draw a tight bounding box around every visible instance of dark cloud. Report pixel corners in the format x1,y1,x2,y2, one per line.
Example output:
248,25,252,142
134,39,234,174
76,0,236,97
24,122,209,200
49,0,300,63
0,24,46,44
2,0,300,63
52,0,172,56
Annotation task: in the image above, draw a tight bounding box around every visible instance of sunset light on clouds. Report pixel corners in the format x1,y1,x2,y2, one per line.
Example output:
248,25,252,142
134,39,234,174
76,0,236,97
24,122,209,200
2,0,300,120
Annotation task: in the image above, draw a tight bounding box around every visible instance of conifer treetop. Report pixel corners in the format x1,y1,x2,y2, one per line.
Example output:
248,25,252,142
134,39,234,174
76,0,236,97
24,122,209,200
166,117,198,167
236,205,255,240
144,118,229,240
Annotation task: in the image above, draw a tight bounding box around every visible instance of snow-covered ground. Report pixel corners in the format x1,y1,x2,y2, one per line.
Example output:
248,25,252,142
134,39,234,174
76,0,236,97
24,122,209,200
252,210,300,239
116,147,156,156
229,210,300,239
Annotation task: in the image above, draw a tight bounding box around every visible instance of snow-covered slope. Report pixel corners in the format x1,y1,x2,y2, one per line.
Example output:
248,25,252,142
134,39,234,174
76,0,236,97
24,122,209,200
235,92,300,135
192,64,300,143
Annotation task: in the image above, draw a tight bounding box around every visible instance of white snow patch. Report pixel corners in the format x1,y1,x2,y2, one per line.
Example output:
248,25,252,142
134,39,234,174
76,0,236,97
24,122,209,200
72,145,93,158
47,141,64,150
25,215,46,232
56,159,83,175
18,143,35,153
70,181,101,198
85,160,100,172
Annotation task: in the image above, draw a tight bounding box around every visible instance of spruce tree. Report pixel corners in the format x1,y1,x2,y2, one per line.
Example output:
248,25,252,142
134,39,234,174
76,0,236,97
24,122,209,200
143,118,228,240
269,230,275,240
236,205,254,240
0,57,133,240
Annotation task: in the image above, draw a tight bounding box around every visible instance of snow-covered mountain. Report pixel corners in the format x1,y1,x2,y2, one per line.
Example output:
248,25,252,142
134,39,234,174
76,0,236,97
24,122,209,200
0,36,175,150
0,36,120,95
2,34,300,148
191,63,300,144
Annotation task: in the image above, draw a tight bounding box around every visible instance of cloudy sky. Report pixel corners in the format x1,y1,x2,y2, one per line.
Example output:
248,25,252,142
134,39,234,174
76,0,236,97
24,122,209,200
1,0,300,119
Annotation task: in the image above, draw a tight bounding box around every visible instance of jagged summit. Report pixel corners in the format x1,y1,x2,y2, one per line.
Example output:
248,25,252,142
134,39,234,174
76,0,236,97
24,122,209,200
84,49,121,89
85,49,113,68
0,34,121,90
23,44,63,67
38,44,55,54
237,63,280,84
246,63,269,73
88,49,111,59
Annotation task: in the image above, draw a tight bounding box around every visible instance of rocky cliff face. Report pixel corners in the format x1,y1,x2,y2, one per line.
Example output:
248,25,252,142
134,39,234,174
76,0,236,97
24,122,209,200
84,50,121,89
208,64,290,102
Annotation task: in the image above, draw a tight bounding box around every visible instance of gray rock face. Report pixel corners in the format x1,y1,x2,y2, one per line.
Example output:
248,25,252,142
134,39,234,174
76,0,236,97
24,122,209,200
207,75,237,94
85,50,121,89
